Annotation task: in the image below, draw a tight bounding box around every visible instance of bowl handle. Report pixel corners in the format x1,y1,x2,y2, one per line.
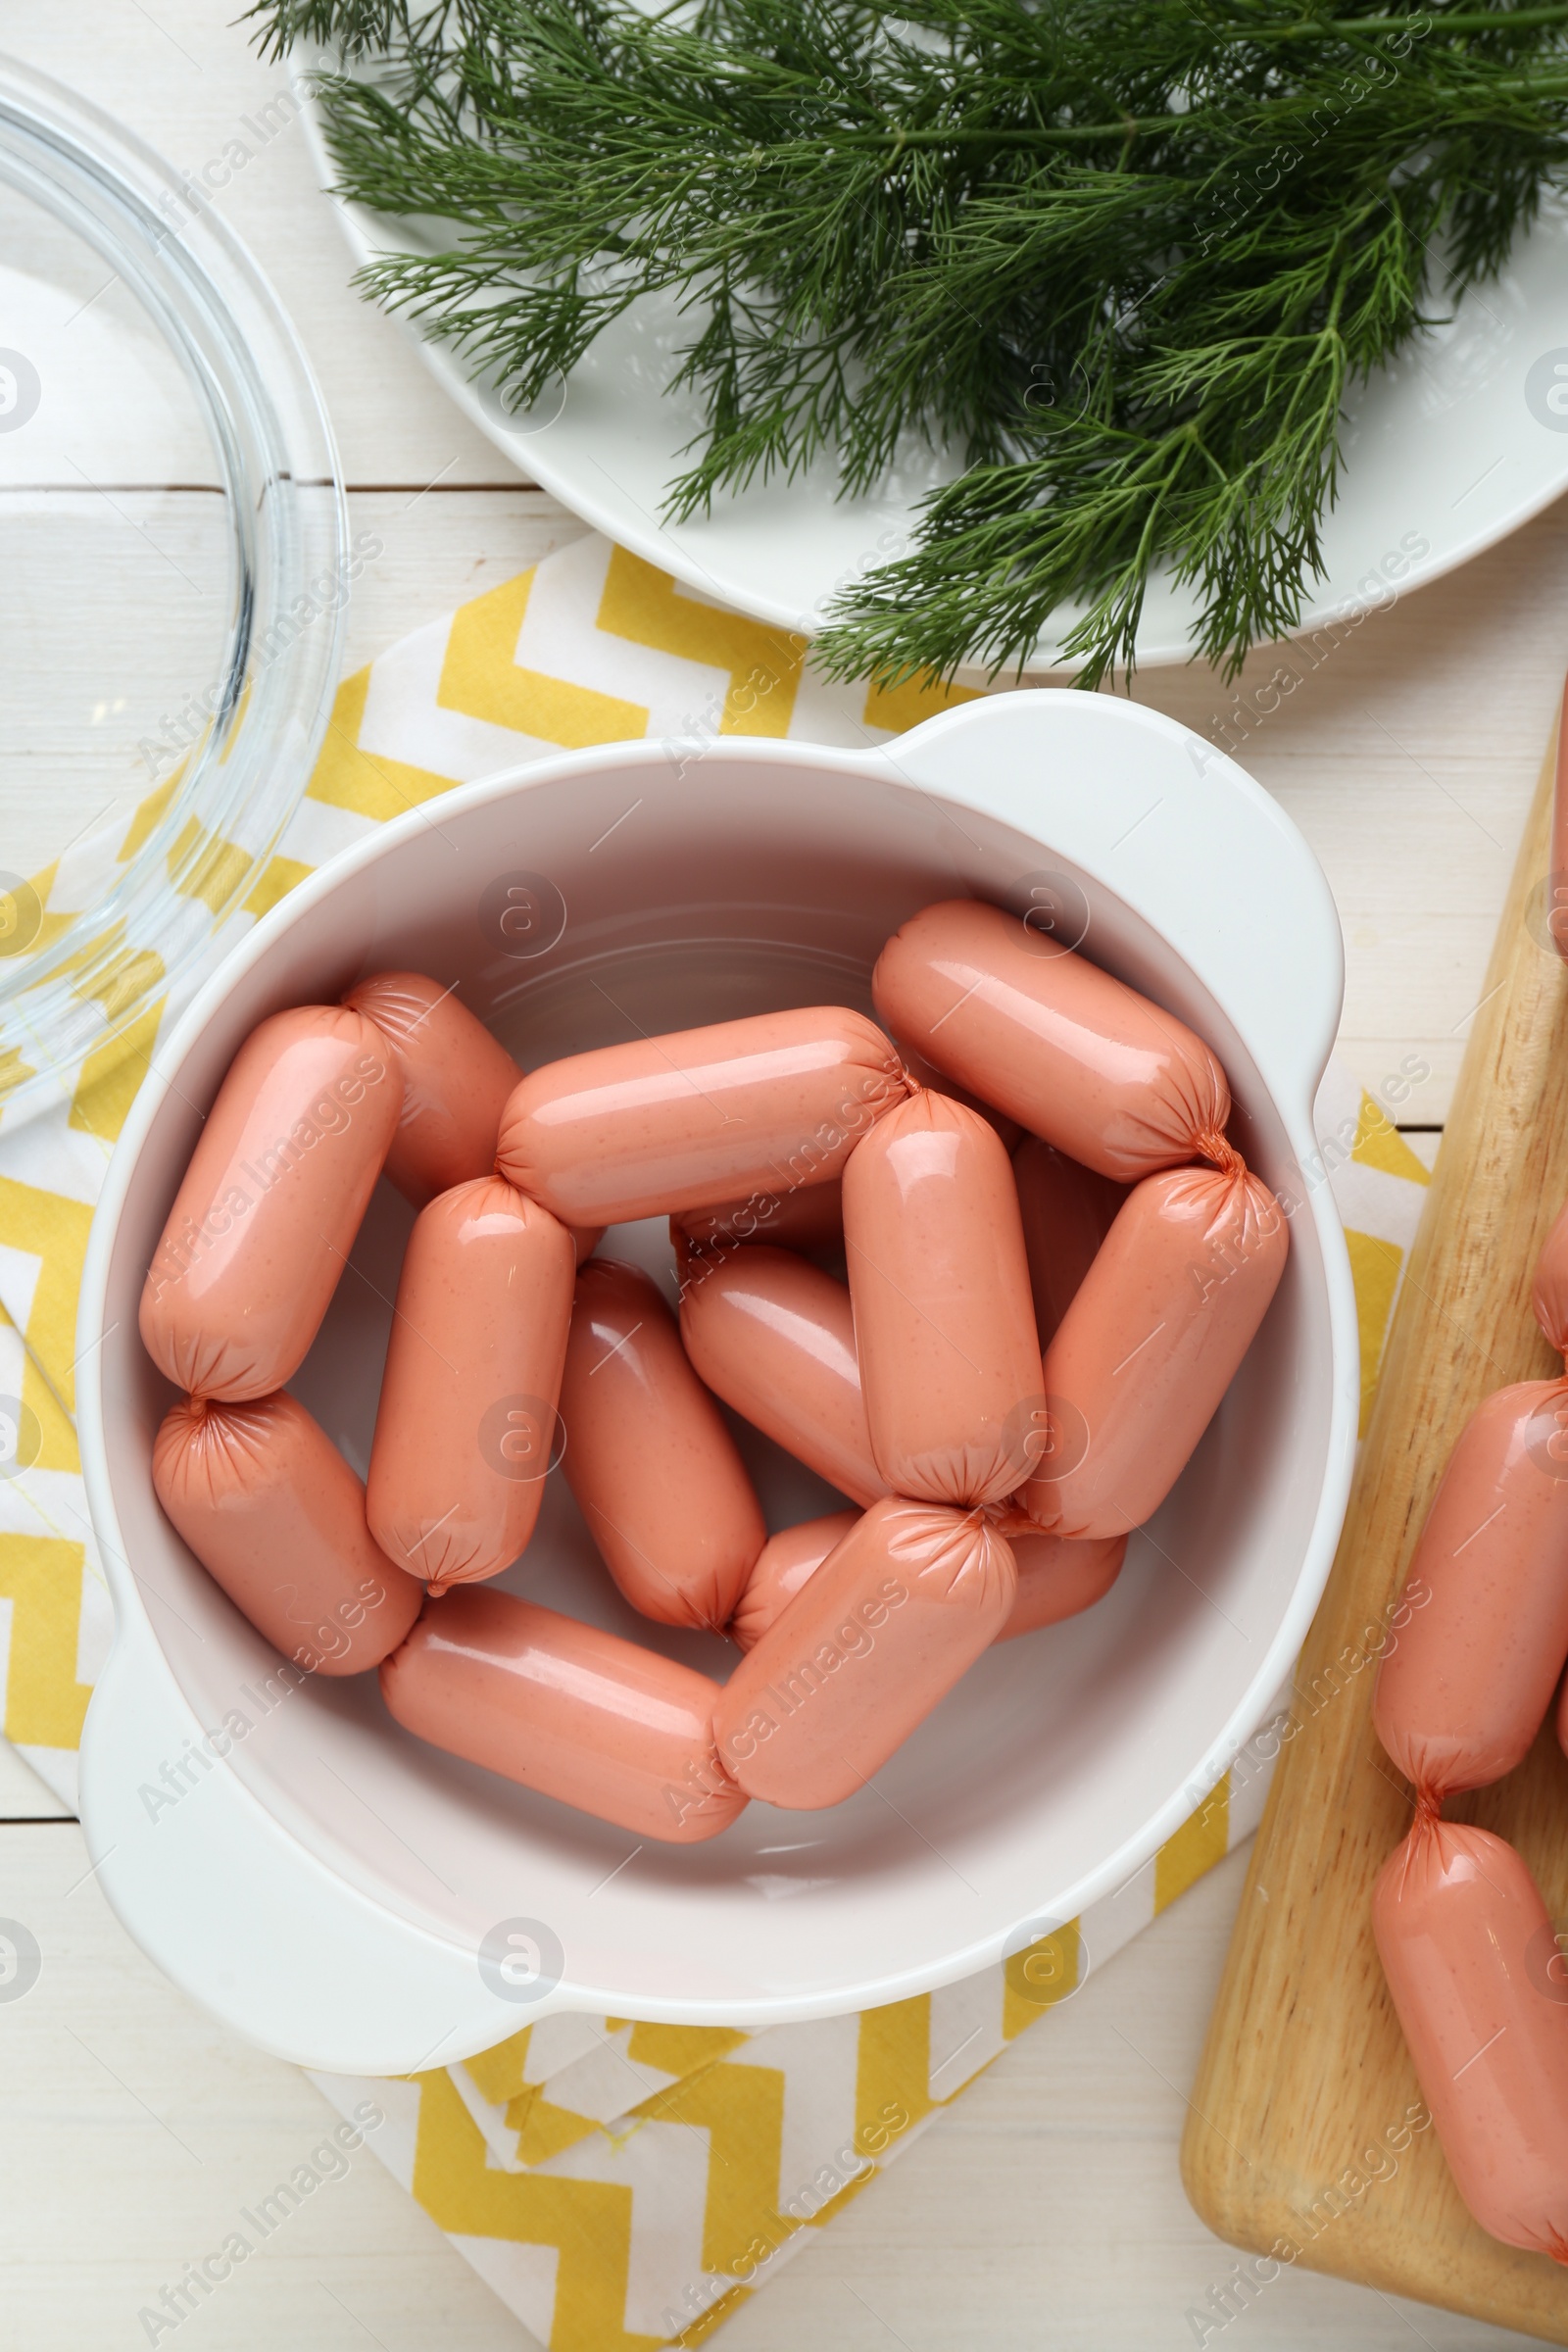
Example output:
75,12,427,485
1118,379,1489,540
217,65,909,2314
875,689,1345,1116
79,1617,564,2073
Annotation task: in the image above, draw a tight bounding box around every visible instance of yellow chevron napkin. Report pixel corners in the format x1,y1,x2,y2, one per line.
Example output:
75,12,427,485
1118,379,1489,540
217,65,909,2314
0,530,1431,2349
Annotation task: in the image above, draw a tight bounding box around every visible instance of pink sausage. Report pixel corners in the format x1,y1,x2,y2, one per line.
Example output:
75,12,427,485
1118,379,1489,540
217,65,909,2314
843,1089,1042,1508
677,1242,886,1507
495,1006,908,1226
1374,1817,1568,2258
1012,1136,1130,1351
873,899,1230,1182
1002,1531,1127,1641
1373,1380,1568,1801
1534,1196,1568,1351
367,1177,574,1592
559,1257,765,1630
139,1005,402,1399
1023,1154,1287,1539
342,971,521,1208
673,1177,844,1254
728,1511,1123,1649
381,1586,747,1843
728,1511,860,1651
152,1392,421,1675
896,1040,1022,1152
342,971,601,1259
714,1494,1016,1807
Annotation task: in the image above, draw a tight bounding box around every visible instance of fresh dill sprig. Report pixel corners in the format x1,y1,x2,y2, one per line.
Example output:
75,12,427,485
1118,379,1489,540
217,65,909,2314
253,0,1568,684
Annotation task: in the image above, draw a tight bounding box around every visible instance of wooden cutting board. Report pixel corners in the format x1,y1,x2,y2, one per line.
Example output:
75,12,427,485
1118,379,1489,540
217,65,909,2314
1183,709,1568,2340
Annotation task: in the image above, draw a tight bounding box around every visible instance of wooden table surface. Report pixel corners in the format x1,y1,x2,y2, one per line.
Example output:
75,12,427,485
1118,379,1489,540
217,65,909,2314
3,7,1568,2347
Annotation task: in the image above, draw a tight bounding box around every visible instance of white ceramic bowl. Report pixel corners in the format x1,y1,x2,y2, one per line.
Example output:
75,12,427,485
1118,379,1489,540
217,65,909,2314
76,691,1357,2075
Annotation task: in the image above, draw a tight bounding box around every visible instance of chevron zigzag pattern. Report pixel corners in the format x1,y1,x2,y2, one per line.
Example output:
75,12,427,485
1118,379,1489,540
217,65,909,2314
0,534,1429,2346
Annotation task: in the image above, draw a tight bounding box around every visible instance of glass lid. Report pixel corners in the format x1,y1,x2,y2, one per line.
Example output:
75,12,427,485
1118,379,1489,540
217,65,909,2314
0,54,345,1124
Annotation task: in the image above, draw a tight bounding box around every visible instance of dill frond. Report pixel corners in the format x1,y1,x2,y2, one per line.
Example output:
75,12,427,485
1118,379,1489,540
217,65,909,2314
250,0,1568,681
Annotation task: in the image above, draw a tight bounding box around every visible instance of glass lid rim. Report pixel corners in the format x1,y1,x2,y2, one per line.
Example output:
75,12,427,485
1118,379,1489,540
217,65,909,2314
0,50,347,1118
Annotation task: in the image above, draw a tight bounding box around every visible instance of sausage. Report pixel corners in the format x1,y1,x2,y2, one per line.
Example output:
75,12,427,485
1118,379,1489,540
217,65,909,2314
673,1177,844,1254
1542,1206,1568,1771
139,1005,402,1399
495,1005,908,1226
872,899,1230,1182
367,1177,574,1592
1023,1152,1288,1539
559,1257,765,1630
1373,1816,1568,2258
1373,1381,1568,1801
843,1089,1042,1507
728,1511,860,1651
341,971,521,1208
1012,1136,1129,1351
152,1392,421,1675
896,1041,1022,1152
677,1241,885,1507
380,1586,746,1843
341,971,602,1258
1534,1195,1568,1351
713,1494,1016,1807
728,1513,1123,1649
1002,1532,1127,1641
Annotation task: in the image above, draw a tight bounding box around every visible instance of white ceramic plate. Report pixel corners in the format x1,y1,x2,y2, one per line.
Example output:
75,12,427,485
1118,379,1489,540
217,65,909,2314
299,80,1568,672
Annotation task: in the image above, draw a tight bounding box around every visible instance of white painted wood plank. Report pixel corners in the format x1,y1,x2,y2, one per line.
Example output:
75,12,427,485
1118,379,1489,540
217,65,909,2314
0,1740,70,1818
0,11,1561,2346
1133,491,1568,1126
0,1828,1541,2350
0,486,584,888
340,490,586,673
716,1853,1539,2352
1,5,513,489
339,486,1568,1133
0,1822,525,2350
6,474,1565,1116
3,0,1565,1124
